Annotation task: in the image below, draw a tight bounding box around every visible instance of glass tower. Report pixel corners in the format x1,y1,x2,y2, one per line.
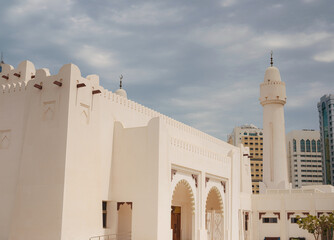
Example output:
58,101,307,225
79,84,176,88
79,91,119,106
317,94,334,185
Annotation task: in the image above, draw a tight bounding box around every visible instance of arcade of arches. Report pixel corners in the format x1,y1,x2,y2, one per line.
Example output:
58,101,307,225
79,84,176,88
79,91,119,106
171,179,224,240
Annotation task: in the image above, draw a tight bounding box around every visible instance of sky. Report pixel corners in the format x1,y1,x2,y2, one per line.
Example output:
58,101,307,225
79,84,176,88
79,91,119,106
0,0,333,141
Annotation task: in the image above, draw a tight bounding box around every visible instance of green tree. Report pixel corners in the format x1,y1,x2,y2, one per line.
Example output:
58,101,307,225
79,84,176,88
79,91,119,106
296,212,334,240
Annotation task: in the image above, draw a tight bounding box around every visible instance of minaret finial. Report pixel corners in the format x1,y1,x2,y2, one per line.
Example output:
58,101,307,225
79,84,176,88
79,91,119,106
119,74,123,89
270,50,273,67
1,52,4,64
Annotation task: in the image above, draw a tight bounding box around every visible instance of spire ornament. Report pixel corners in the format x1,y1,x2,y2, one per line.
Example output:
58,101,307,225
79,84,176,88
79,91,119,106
270,50,273,67
1,52,4,64
119,74,123,89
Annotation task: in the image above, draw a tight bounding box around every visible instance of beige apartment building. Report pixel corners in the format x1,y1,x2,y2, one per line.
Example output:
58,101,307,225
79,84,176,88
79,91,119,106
228,124,263,193
286,129,323,188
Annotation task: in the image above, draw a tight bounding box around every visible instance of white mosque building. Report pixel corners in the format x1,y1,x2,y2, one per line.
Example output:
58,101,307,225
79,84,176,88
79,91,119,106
0,58,333,240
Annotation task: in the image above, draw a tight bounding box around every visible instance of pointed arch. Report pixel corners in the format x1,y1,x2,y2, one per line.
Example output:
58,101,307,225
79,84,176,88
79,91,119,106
205,186,224,212
171,179,195,213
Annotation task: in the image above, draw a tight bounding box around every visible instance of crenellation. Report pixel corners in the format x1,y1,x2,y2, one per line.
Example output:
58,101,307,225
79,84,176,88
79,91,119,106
1,60,235,157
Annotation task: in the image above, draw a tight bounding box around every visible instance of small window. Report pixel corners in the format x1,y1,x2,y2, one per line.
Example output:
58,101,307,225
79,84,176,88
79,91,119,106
102,201,109,228
291,218,298,223
262,217,278,223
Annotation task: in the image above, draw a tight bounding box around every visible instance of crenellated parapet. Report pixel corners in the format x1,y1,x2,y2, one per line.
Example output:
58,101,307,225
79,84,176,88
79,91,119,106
1,60,234,154
0,60,36,86
259,80,286,106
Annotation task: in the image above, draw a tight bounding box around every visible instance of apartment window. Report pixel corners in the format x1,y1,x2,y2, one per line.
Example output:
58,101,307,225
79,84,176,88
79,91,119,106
300,140,305,152
291,218,298,223
262,218,278,223
317,140,321,152
293,139,297,152
306,140,311,152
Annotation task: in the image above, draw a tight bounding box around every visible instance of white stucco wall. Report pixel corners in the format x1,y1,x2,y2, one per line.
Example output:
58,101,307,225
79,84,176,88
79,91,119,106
0,60,253,240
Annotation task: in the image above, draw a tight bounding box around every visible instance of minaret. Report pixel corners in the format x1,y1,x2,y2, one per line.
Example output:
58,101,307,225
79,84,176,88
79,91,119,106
259,52,289,192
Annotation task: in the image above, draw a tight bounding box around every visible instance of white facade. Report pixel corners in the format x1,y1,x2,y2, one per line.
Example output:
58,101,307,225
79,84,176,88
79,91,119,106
0,59,334,240
286,130,322,188
252,185,334,240
0,60,252,240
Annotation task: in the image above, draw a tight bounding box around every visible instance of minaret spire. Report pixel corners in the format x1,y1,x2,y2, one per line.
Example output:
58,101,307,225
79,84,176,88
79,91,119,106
1,52,4,64
270,50,273,67
119,74,123,89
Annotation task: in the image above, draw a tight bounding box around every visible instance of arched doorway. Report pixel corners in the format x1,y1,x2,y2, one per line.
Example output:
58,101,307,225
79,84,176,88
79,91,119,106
206,187,224,240
171,179,195,240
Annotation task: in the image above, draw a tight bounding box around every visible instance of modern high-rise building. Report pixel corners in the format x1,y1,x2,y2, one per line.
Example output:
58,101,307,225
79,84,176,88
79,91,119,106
228,124,263,193
286,130,322,188
318,94,334,186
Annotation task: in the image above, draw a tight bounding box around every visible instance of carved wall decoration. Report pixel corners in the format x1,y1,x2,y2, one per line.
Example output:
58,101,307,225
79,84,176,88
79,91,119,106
171,169,177,181
192,174,198,188
43,101,56,121
287,212,295,220
259,212,266,220
273,212,280,220
0,130,11,149
205,177,210,187
221,181,226,193
80,103,90,124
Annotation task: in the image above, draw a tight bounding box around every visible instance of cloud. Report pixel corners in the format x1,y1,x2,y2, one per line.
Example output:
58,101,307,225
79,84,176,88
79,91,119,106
74,45,118,69
192,24,332,57
109,2,183,26
220,0,238,7
313,48,334,62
